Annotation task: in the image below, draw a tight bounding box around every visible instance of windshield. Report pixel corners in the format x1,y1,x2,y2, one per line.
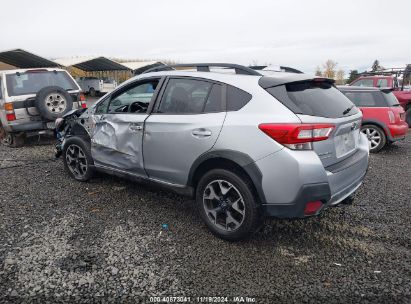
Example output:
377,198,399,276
6,71,78,96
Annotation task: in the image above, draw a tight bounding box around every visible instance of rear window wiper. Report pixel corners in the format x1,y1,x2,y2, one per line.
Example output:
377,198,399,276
342,105,355,115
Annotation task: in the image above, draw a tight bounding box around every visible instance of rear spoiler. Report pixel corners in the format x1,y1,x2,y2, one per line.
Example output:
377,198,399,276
379,87,394,93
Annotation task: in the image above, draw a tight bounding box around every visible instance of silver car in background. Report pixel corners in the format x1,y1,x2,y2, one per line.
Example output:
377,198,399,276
55,63,369,241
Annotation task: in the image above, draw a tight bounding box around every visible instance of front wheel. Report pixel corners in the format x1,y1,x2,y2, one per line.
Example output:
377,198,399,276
62,137,93,181
361,124,386,153
196,169,262,241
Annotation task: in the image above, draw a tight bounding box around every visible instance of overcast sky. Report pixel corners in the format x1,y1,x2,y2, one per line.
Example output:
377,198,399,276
1,0,410,74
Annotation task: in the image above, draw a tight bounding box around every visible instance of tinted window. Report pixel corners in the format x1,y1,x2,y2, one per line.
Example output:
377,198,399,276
108,80,159,114
226,85,252,111
351,79,374,87
204,84,223,112
383,91,400,107
0,78,3,99
267,81,359,118
342,91,387,107
159,78,213,114
6,71,78,96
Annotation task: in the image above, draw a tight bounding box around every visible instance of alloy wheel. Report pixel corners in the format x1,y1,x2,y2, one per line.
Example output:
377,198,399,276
45,93,67,114
361,127,382,150
65,144,88,179
203,179,246,231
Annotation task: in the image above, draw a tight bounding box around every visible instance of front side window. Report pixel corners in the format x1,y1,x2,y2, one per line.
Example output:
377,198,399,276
5,71,78,96
158,78,216,114
107,80,159,114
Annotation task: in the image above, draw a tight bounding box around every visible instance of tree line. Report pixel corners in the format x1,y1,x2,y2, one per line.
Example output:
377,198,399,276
315,59,384,85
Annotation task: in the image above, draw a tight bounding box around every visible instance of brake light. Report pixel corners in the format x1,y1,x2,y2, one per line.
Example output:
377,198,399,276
5,103,16,121
81,102,87,109
399,112,405,121
388,111,395,124
258,123,335,150
6,113,16,121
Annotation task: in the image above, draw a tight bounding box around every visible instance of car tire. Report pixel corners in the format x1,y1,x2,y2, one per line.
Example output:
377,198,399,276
35,86,74,121
361,124,386,153
406,108,411,128
89,87,96,97
196,168,262,241
62,136,93,181
0,131,26,148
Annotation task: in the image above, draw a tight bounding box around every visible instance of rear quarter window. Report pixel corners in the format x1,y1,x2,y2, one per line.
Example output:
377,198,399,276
226,85,252,111
342,91,388,107
266,81,359,118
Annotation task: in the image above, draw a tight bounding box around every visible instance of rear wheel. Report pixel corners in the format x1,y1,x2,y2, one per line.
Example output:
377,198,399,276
89,87,96,97
0,129,26,148
62,137,93,181
361,124,386,153
196,169,262,241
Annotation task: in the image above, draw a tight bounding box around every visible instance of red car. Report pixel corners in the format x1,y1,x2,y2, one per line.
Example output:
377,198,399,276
349,65,411,126
338,86,408,152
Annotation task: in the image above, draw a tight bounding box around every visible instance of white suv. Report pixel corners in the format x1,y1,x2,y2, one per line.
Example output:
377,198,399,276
0,68,85,147
56,63,369,241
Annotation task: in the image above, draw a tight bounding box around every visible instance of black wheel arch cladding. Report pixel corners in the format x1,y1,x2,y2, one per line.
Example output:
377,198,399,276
188,150,267,204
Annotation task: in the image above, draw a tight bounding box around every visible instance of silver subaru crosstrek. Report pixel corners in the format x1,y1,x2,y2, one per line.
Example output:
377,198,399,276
55,64,369,241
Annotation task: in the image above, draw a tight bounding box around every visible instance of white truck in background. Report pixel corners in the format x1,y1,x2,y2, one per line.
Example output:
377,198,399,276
76,77,117,97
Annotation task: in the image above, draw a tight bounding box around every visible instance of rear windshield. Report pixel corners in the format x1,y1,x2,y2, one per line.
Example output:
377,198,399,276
266,81,359,118
6,71,78,96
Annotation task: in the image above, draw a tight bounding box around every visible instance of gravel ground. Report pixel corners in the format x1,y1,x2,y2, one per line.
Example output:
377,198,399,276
0,132,410,303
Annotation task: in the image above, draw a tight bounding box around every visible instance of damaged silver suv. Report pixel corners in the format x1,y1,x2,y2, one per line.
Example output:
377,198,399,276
56,63,369,241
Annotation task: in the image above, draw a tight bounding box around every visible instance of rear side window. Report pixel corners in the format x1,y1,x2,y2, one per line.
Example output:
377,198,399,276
382,92,400,107
226,85,252,111
158,78,223,114
351,79,374,87
6,71,78,96
342,91,387,107
376,79,388,87
266,81,359,118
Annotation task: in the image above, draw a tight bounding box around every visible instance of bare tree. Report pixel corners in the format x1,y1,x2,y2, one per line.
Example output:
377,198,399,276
322,60,338,79
335,69,345,85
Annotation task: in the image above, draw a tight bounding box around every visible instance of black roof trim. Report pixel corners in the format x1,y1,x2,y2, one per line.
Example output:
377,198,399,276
258,75,334,89
143,63,262,76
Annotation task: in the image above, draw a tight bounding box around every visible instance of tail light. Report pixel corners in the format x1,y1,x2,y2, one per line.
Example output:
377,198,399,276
79,93,87,108
388,111,396,124
5,103,16,121
258,123,335,150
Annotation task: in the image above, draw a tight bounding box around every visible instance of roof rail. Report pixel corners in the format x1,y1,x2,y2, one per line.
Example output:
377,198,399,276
142,63,262,76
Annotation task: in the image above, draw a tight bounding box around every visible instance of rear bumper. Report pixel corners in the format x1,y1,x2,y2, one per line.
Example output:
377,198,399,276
258,134,369,218
387,123,408,141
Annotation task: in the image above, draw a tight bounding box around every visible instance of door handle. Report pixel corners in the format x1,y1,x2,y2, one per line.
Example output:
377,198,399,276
192,128,212,138
129,123,143,132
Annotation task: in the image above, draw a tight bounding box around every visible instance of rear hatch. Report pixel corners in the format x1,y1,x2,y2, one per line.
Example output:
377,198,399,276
265,79,362,167
382,90,406,122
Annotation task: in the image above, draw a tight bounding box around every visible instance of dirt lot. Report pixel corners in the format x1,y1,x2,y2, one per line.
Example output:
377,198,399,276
0,131,410,303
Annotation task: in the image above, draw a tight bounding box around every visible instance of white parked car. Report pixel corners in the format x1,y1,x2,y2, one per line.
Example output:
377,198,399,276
76,77,117,97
